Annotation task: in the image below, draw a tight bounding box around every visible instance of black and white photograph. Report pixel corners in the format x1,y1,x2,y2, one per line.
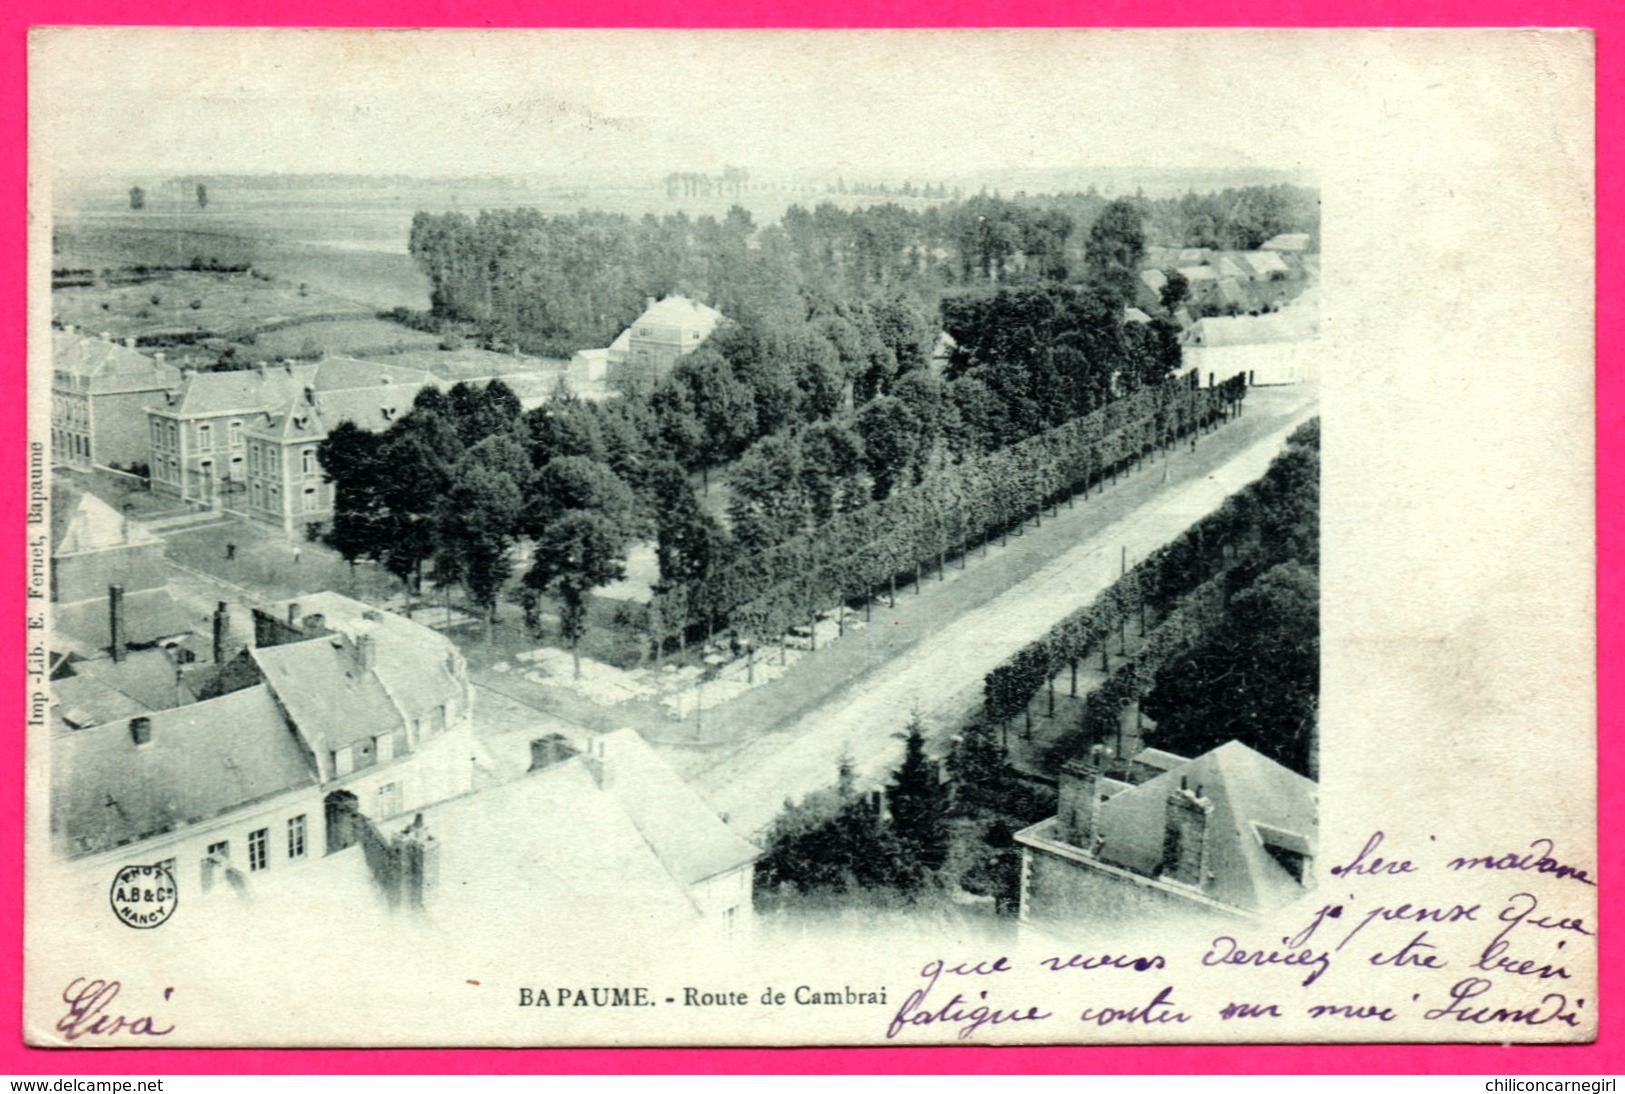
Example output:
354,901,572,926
23,28,1593,1046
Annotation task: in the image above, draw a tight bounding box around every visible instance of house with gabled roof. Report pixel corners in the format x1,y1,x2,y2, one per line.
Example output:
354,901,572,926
1015,740,1317,937
52,328,182,471
145,356,434,535
393,728,759,935
48,592,481,906
608,295,726,389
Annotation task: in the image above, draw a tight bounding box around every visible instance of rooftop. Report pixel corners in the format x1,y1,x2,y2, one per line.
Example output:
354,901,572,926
53,330,181,394
412,729,758,932
1023,740,1316,916
257,592,466,746
51,489,163,556
51,684,316,859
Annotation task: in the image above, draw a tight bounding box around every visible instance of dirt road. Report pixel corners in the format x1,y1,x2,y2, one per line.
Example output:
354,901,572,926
698,386,1320,833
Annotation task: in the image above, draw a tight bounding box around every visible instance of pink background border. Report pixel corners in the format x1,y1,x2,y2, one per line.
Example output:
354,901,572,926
2,2,1614,1074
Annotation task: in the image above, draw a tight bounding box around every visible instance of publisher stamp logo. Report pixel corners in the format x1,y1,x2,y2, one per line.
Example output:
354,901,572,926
109,863,177,929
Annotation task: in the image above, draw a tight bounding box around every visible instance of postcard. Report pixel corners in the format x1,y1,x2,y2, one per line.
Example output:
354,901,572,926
23,27,1595,1046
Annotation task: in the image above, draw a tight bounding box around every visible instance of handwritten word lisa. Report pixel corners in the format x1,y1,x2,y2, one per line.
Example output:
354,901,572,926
56,979,174,1040
886,957,1051,1041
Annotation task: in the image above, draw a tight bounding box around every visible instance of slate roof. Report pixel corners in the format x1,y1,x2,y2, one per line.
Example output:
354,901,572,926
1261,233,1312,252
592,729,761,886
51,684,315,858
51,490,163,555
54,588,196,652
52,673,152,730
412,729,758,932
53,331,181,394
1241,251,1290,277
1086,740,1316,914
163,364,318,417
633,295,725,336
252,635,405,754
261,591,465,730
1185,312,1318,348
66,647,197,713
419,760,703,934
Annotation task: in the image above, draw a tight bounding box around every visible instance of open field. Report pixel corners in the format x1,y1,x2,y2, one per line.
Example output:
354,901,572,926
248,318,443,358
52,268,372,342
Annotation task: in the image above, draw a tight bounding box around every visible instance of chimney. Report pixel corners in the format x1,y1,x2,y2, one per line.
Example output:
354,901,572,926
287,602,301,628
255,362,267,380
109,584,127,663
394,814,440,911
181,366,196,381
353,631,377,673
303,613,326,635
212,601,230,665
1057,745,1110,851
154,350,166,365
129,715,153,747
124,336,137,348
1160,782,1214,887
583,736,611,789
528,734,577,773
645,295,656,313
100,331,112,342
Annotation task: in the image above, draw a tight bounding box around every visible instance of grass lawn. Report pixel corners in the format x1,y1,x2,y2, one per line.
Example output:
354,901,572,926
163,519,401,605
53,269,372,343
248,318,442,359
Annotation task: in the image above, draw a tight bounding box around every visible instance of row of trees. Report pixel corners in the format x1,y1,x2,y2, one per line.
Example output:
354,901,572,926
976,418,1320,778
649,375,1247,660
403,185,1316,360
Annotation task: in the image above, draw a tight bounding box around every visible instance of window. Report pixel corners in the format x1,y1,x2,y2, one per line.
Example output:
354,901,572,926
229,419,244,447
248,445,259,473
332,746,353,778
151,421,162,446
250,482,264,509
154,857,177,882
377,782,401,817
376,731,395,764
303,486,320,512
247,828,268,872
197,423,213,452
167,422,177,446
302,447,317,476
207,840,229,861
287,815,307,860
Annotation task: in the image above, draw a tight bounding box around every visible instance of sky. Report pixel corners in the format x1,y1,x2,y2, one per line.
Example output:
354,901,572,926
30,29,1321,183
